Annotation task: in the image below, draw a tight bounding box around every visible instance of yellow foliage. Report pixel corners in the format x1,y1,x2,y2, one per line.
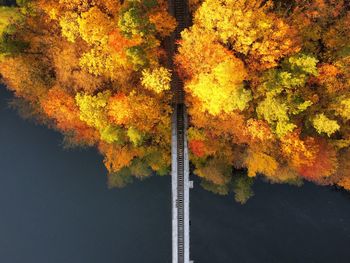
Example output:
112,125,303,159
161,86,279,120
141,67,171,94
51,41,103,93
0,6,23,36
77,7,113,45
100,125,124,144
187,58,251,115
194,0,300,70
75,91,111,129
256,95,296,137
333,97,350,121
79,48,128,78
127,127,144,146
188,127,206,141
142,147,171,174
0,0,174,181
57,0,91,11
312,114,340,137
176,25,231,76
41,87,99,145
245,150,278,177
59,12,80,42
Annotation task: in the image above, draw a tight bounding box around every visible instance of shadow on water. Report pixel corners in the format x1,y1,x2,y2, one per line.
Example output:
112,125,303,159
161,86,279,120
0,86,172,263
191,176,350,263
1,86,350,263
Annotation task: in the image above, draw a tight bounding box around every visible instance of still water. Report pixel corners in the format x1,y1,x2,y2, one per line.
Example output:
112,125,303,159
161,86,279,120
1,86,350,263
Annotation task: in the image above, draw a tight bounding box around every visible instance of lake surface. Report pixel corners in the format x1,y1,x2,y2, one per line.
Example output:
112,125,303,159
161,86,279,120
1,86,350,263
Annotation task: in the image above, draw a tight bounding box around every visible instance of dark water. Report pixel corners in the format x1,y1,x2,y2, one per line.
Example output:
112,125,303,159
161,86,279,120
1,86,350,263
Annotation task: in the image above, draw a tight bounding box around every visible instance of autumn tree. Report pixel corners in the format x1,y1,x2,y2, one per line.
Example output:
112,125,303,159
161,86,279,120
0,0,175,186
177,0,350,202
2,0,350,203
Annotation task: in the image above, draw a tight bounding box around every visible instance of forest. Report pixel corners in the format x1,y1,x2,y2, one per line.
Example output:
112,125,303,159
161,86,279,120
0,0,349,203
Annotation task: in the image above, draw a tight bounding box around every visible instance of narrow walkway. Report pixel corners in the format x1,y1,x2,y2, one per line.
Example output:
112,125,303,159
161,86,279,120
171,103,191,263
168,0,192,261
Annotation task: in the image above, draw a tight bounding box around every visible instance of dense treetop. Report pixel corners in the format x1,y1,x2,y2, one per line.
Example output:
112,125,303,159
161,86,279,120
1,0,350,203
176,0,350,203
0,0,176,187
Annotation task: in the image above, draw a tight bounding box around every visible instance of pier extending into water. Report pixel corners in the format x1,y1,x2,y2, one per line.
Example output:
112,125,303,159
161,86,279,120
168,0,192,261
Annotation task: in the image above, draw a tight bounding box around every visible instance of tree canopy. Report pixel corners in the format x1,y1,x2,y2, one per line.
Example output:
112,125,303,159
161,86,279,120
1,0,350,203
176,0,350,202
0,0,175,187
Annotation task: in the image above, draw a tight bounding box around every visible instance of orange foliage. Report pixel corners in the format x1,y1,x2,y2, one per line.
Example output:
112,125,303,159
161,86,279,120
281,131,319,170
41,87,98,144
247,16,301,71
188,100,250,144
148,10,177,37
99,143,138,173
246,119,275,143
51,41,103,93
0,0,174,186
298,141,338,182
316,63,345,93
107,92,131,125
318,64,340,80
0,57,49,101
108,30,140,54
2,0,350,201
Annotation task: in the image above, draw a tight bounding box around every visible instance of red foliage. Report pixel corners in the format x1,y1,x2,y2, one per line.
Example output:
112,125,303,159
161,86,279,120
189,139,206,157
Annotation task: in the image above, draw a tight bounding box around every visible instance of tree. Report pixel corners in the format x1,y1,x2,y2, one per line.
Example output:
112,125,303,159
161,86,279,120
187,58,251,115
232,173,254,204
141,66,171,94
177,0,350,201
336,148,350,190
2,0,350,203
0,6,26,59
244,149,278,178
280,131,319,171
41,87,98,145
298,141,338,182
194,158,232,185
0,0,174,182
312,113,340,137
193,0,300,70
